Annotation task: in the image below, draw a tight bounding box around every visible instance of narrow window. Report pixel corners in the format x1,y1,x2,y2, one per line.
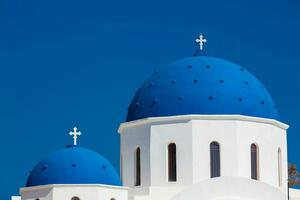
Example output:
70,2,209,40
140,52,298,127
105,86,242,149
251,143,259,180
210,141,220,178
168,143,177,182
278,148,282,186
135,147,141,186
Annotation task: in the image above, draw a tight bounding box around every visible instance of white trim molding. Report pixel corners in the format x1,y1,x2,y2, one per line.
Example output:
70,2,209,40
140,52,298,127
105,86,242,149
118,115,289,133
20,184,128,193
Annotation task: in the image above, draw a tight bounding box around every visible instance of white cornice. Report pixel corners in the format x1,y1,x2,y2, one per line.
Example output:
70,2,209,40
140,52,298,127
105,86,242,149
118,115,289,133
20,184,128,193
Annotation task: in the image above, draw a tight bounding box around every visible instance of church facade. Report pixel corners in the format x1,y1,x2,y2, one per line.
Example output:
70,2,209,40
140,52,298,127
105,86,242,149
11,37,300,200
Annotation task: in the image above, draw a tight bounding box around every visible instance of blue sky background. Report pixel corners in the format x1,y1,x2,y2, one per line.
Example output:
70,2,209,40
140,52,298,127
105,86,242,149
0,0,300,198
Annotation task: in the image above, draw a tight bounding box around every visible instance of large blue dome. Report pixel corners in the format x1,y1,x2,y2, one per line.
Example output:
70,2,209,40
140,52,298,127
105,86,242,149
127,56,278,121
26,146,121,187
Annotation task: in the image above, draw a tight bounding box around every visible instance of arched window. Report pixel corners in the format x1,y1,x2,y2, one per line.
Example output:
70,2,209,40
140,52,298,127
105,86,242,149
251,143,259,180
210,141,220,178
135,147,141,186
168,143,177,182
278,148,282,186
71,197,80,200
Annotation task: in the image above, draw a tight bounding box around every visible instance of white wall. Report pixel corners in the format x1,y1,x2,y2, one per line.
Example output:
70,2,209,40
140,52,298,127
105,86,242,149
236,120,288,190
121,123,151,188
192,118,288,189
20,184,128,200
192,119,239,181
119,115,289,199
151,121,193,185
290,188,300,200
20,186,53,200
171,176,288,200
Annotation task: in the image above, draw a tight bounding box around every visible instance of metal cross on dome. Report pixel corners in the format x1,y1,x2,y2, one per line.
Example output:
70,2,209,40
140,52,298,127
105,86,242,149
195,34,207,51
69,127,82,146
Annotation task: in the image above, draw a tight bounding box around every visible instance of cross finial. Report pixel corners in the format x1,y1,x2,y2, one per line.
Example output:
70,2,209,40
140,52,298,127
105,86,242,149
195,34,207,51
69,127,82,146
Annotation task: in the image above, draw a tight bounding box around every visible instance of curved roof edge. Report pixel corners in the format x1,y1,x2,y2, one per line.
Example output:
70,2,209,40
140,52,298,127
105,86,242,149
171,176,286,200
21,184,128,192
119,114,289,133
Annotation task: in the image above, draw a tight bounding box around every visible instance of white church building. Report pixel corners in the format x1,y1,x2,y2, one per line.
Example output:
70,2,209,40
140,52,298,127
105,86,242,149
11,35,300,200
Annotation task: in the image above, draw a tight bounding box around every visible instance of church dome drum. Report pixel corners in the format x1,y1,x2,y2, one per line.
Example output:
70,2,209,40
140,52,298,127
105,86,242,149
126,56,278,122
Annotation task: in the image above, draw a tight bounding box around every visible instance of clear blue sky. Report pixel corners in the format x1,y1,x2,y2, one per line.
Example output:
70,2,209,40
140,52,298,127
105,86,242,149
0,0,300,198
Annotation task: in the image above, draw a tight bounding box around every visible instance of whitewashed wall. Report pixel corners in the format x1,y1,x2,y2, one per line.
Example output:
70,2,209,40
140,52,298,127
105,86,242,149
120,123,151,188
20,184,128,200
192,118,288,189
150,121,193,185
20,186,53,200
119,115,289,199
290,188,300,200
171,177,288,200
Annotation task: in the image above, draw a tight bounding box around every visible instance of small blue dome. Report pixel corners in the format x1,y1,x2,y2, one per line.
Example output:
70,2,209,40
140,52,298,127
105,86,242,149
26,146,121,187
127,56,278,121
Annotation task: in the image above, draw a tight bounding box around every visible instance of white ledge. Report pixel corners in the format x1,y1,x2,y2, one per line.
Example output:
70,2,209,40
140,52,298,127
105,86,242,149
20,184,128,193
118,115,289,133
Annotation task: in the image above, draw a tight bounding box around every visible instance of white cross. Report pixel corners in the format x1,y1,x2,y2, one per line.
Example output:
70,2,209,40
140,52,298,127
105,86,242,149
69,127,82,146
195,34,207,51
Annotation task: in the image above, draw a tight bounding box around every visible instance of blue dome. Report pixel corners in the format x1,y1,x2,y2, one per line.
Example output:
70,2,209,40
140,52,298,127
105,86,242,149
127,56,278,121
26,146,121,187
